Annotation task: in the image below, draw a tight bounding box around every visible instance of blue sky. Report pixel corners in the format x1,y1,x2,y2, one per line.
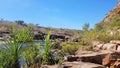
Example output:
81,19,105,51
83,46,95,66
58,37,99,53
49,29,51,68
0,0,118,29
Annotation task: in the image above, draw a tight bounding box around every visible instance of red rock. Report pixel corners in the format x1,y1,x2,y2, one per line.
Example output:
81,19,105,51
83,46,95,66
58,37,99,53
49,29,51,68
112,60,120,68
102,52,120,67
68,51,113,64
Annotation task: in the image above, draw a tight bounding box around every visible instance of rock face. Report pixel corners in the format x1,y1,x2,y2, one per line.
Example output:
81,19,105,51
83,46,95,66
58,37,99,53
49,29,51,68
92,40,120,51
102,52,120,68
41,51,120,68
102,43,117,50
92,41,104,50
66,51,120,68
68,51,113,64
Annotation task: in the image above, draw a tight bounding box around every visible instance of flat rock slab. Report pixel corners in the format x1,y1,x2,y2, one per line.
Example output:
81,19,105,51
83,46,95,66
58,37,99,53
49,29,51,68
67,50,117,64
62,62,105,68
41,62,105,68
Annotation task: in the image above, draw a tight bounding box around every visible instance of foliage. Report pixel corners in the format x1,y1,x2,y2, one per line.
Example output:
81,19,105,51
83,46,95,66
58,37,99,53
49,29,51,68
0,26,34,68
41,31,55,65
62,45,79,55
61,40,81,55
12,25,33,42
96,31,120,43
23,43,42,67
83,23,89,31
57,57,64,65
0,49,13,68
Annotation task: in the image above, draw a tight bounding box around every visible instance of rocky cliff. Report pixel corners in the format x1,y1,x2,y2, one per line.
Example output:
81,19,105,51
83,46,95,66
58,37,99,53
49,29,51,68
103,0,120,22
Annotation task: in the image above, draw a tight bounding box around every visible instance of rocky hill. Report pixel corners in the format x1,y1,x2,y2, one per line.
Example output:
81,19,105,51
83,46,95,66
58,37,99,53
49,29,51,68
95,0,120,31
0,20,82,40
103,0,120,22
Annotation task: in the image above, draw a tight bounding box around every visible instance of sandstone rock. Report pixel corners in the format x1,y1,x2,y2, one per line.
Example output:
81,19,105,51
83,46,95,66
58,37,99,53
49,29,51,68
112,60,120,68
102,52,120,67
67,55,79,62
79,52,107,64
68,50,113,64
62,62,105,68
93,44,104,50
102,54,114,66
102,43,117,51
76,51,93,55
110,40,120,45
71,36,79,42
117,45,120,51
92,41,105,51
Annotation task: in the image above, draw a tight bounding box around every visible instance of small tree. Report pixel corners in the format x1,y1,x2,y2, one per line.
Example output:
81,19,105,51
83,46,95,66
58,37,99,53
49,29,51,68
83,23,89,32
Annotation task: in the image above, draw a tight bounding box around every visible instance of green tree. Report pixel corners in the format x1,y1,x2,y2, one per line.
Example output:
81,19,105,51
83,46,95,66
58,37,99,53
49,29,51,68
83,23,89,31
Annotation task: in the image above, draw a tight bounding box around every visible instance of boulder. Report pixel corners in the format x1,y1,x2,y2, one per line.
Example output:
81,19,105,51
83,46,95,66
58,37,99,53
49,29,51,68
71,36,79,42
102,52,120,67
67,55,79,62
112,60,120,68
110,40,120,45
102,43,117,51
92,41,105,51
93,44,104,50
67,50,113,64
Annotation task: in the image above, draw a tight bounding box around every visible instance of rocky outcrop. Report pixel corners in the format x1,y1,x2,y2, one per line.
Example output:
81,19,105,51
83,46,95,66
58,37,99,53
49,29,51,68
93,40,120,51
102,43,117,50
102,52,120,68
34,31,69,41
66,51,120,68
67,51,113,64
103,0,120,22
40,51,120,68
110,40,120,44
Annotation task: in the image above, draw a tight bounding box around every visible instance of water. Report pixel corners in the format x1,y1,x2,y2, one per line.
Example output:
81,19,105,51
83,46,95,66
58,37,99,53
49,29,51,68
0,40,45,50
21,40,45,48
0,40,45,67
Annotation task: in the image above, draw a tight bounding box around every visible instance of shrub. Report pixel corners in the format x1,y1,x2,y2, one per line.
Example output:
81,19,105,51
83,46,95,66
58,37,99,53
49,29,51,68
0,26,34,68
61,41,80,55
41,31,55,65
